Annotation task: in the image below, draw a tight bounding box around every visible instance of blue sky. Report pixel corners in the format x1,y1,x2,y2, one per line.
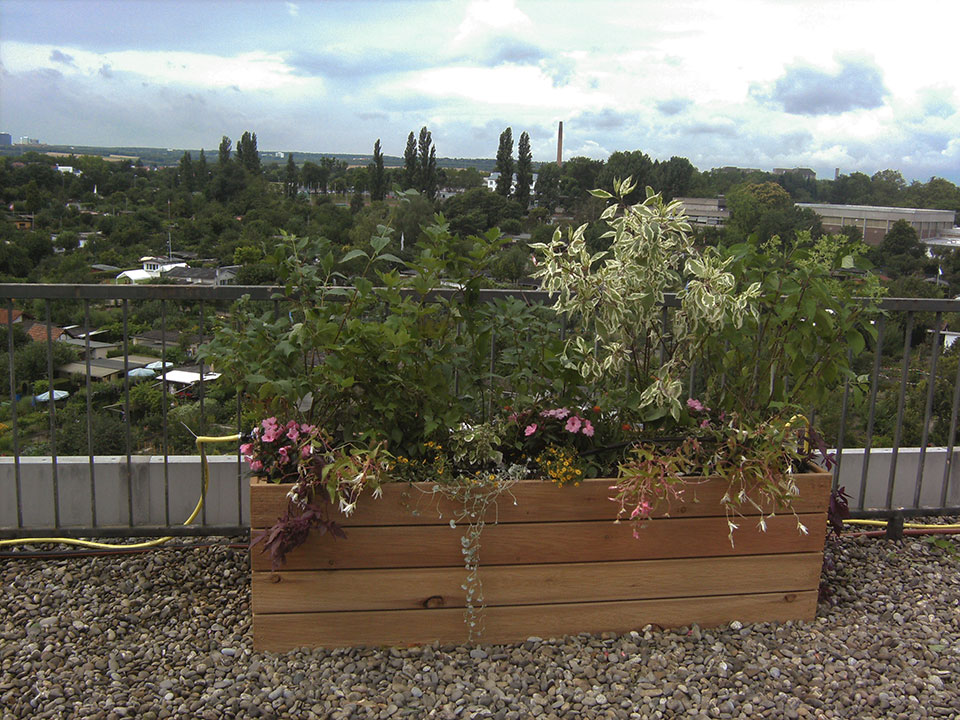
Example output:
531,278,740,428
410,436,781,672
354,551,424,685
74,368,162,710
1,0,959,182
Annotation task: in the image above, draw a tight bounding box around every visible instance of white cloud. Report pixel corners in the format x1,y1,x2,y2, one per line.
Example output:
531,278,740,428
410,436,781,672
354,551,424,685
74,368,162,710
453,0,533,46
286,3,299,18
2,42,317,93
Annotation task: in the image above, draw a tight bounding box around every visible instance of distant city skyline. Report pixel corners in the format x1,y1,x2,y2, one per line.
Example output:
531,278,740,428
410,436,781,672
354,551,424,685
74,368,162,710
1,0,959,183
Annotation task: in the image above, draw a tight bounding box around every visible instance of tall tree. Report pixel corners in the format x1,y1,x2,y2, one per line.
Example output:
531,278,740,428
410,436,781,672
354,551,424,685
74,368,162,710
417,126,437,199
284,154,298,199
495,127,514,197
514,131,532,208
196,149,208,189
236,131,261,174
178,151,194,191
370,138,386,201
218,136,232,165
403,132,417,190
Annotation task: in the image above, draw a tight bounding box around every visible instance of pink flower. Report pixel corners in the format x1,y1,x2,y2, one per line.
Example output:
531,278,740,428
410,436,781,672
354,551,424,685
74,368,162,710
700,418,710,428
524,423,538,436
686,398,705,412
565,415,582,433
301,444,313,458
278,446,291,464
286,426,300,442
541,408,570,419
249,460,263,472
239,443,253,457
507,413,518,423
581,419,594,437
262,428,280,443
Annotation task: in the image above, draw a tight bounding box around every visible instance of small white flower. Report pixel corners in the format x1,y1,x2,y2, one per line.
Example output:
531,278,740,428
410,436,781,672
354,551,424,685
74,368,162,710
372,486,383,500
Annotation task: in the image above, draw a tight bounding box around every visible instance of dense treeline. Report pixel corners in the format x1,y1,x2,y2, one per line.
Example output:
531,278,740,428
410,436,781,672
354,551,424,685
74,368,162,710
2,128,959,293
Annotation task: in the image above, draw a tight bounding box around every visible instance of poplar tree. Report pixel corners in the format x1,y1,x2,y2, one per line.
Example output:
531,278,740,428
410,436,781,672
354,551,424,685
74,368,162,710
495,127,514,197
284,154,298,199
515,131,532,208
417,126,437,199
178,151,194,191
370,138,386,201
403,132,417,189
218,136,232,165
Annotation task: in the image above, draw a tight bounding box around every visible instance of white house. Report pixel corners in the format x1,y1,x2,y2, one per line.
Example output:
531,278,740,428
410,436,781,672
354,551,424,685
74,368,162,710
115,256,188,284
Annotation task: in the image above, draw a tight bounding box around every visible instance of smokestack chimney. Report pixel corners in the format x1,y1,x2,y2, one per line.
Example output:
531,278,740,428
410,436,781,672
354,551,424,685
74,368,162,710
835,167,840,180
557,121,563,166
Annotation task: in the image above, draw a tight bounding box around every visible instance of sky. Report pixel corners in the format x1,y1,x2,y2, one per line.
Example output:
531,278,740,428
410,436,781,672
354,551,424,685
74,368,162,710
1,0,959,183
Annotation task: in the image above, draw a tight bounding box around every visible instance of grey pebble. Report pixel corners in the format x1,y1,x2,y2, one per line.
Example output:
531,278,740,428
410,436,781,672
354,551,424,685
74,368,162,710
0,532,958,719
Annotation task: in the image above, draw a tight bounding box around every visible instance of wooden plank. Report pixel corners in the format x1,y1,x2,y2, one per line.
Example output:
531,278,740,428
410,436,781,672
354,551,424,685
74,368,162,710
250,511,827,571
252,552,824,613
253,590,819,651
250,472,831,528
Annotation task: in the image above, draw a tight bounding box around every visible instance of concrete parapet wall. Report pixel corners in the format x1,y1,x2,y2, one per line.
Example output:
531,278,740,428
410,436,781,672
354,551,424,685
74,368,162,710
1,448,958,532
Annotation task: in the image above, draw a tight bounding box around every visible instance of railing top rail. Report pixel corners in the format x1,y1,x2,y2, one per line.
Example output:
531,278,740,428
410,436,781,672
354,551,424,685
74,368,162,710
0,284,958,312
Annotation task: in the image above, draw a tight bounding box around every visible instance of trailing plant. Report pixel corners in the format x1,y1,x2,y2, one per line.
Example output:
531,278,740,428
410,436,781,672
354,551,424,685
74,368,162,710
426,463,529,640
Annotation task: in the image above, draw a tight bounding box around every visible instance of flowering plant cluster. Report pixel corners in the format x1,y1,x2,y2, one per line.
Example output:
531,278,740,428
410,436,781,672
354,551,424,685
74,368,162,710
241,418,317,484
246,417,391,569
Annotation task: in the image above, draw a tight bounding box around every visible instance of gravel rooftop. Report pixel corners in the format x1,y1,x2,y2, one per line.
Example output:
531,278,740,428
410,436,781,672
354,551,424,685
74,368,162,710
1,529,958,720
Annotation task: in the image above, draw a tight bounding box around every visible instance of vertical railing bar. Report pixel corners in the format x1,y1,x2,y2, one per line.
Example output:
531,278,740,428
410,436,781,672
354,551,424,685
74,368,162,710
487,326,496,423
885,311,914,510
45,300,60,528
122,299,133,527
859,316,886,510
161,300,170,528
84,300,96,527
940,345,960,507
913,312,942,508
454,322,461,398
7,300,22,528
833,347,853,489
199,299,207,526
236,376,243,527
659,306,668,365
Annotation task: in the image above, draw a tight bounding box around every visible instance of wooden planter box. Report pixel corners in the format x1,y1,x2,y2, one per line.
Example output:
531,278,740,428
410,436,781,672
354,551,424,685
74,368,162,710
250,470,831,651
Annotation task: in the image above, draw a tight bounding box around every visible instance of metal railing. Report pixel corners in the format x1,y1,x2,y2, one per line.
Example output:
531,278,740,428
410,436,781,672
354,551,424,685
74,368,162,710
1,283,958,538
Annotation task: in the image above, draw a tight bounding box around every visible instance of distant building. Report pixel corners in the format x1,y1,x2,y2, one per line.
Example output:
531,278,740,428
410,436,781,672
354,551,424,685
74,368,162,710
115,256,188,284
18,137,40,145
484,172,538,195
163,265,239,286
773,167,816,181
0,133,11,146
796,203,956,246
675,197,730,227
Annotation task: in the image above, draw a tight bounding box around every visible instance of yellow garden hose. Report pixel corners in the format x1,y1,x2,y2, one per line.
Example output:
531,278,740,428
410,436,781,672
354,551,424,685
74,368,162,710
0,434,241,550
843,518,960,530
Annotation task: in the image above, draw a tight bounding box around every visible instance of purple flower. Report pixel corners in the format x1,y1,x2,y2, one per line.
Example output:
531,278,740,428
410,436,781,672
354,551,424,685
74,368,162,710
687,398,705,412
524,423,538,436
565,415,582,433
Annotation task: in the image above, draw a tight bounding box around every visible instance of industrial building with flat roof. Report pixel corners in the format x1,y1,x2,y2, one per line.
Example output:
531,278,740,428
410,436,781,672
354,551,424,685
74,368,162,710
796,203,956,246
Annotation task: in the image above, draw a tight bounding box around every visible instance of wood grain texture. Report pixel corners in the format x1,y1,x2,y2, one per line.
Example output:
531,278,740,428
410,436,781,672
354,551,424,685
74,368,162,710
251,511,827,571
250,472,831,528
253,590,819,651
252,552,824,613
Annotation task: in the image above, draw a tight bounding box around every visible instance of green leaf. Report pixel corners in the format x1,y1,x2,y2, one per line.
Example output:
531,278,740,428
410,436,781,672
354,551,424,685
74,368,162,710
340,248,368,264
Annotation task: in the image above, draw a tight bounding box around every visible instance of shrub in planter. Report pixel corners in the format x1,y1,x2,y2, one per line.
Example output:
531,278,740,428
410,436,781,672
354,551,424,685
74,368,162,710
212,180,879,648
